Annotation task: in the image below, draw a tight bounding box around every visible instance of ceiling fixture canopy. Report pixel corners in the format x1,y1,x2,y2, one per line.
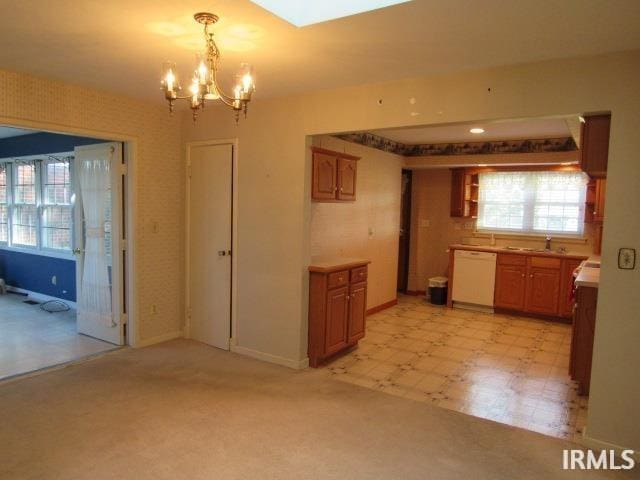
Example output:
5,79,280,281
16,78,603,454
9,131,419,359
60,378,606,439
161,12,256,122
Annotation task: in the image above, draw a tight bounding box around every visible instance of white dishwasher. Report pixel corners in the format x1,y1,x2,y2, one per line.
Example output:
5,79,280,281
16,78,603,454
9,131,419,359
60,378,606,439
452,250,497,312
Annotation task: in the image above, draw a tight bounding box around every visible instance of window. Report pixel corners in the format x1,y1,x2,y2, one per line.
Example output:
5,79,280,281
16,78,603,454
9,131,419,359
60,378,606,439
0,154,74,254
0,164,8,243
12,161,38,247
477,171,588,235
42,159,72,250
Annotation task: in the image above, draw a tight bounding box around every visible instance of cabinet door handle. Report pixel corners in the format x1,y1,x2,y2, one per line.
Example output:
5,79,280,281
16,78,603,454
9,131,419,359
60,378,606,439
530,274,534,278
521,274,525,278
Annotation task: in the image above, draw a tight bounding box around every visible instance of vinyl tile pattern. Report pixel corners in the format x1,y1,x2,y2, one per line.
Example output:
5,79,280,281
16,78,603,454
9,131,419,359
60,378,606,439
322,295,587,441
0,293,118,379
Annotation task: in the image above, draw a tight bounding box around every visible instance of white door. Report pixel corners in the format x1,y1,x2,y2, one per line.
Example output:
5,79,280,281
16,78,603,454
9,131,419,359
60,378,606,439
73,142,125,345
187,143,233,349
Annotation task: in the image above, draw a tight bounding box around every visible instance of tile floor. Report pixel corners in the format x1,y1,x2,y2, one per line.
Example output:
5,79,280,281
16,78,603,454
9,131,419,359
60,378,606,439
322,295,588,441
0,293,119,380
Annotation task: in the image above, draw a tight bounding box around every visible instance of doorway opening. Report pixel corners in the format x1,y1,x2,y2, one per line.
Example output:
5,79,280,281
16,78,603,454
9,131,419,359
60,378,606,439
311,114,606,441
0,125,130,380
397,169,412,293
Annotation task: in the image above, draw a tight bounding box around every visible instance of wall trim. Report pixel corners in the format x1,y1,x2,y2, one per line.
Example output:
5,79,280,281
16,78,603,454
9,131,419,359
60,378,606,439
231,345,309,370
5,286,77,308
135,330,184,348
406,290,427,296
581,427,639,461
366,298,398,315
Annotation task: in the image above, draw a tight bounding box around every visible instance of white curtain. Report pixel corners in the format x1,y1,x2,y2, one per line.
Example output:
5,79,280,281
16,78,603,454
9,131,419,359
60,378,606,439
477,171,589,235
78,157,113,326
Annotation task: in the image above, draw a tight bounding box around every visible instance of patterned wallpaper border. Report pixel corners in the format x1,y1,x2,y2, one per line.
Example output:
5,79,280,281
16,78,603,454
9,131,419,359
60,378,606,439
334,132,577,157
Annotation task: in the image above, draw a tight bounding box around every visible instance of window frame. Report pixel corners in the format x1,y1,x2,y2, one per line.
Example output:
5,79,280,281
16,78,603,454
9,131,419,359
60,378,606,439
475,168,589,239
0,152,75,259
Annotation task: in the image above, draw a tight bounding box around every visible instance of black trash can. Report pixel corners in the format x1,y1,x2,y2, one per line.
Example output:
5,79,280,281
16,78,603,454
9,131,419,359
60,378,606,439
428,277,448,305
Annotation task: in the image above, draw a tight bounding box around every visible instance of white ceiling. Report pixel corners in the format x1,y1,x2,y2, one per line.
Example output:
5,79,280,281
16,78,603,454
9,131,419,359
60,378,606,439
0,127,36,139
0,1,639,103
369,118,575,144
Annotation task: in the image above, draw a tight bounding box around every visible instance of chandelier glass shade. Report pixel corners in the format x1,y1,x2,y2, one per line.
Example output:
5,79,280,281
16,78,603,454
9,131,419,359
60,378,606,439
161,12,255,121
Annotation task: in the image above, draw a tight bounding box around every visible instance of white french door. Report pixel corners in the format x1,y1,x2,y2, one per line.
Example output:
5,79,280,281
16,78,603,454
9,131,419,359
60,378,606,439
73,142,125,345
186,143,233,350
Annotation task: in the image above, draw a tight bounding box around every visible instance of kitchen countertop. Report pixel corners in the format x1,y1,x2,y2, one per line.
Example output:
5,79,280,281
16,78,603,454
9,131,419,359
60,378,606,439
575,256,601,288
309,256,370,273
449,244,590,261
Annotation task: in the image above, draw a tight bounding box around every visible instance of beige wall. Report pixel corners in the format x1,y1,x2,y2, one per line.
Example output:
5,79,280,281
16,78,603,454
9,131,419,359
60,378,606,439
0,69,183,345
407,169,598,293
182,49,640,450
407,169,464,292
310,136,402,310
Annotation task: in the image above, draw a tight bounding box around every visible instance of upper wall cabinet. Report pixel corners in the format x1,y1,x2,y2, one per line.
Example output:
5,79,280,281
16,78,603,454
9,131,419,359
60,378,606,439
580,114,611,178
311,147,360,202
450,169,478,218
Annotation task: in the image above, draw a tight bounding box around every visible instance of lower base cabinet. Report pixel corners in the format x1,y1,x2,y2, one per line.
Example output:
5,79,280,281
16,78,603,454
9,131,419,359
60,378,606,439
308,260,369,367
494,253,586,319
570,286,598,395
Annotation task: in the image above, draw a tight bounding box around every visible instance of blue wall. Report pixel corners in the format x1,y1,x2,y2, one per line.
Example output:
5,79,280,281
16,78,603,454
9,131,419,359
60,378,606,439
0,131,109,301
0,132,106,157
0,249,76,301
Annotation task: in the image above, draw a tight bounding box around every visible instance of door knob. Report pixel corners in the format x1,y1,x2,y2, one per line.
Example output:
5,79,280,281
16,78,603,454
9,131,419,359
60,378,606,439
72,248,83,255
218,250,227,256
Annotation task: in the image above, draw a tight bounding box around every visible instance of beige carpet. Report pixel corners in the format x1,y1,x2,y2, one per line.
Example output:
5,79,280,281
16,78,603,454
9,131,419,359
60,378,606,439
0,339,635,480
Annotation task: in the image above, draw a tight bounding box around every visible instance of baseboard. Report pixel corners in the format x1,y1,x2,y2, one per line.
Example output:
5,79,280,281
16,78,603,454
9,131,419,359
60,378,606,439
581,427,640,461
6,286,77,309
136,330,184,348
231,345,308,370
366,298,398,315
405,290,426,296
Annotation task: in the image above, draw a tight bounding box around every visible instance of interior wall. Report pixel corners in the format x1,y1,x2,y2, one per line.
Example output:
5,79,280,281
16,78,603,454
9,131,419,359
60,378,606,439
406,169,598,293
182,49,640,450
0,69,183,345
310,135,402,310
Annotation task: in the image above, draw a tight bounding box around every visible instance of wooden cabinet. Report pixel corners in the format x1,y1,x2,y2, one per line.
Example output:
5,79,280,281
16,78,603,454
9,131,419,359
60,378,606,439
580,114,610,178
450,169,478,218
337,158,357,201
585,178,606,223
559,258,583,317
312,151,337,200
495,255,527,310
308,259,369,367
493,252,586,318
570,286,598,395
311,147,359,202
525,265,561,316
347,281,367,343
325,285,350,356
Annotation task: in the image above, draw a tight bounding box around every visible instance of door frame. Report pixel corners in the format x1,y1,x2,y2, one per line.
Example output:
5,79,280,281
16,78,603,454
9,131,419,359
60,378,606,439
184,139,239,345
397,169,413,293
0,115,137,347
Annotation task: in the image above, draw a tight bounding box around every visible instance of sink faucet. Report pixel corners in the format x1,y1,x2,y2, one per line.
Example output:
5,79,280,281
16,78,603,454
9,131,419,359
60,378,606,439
545,235,552,251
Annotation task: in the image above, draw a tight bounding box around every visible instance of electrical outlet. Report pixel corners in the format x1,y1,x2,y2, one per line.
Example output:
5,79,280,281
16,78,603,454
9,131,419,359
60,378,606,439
51,276,57,285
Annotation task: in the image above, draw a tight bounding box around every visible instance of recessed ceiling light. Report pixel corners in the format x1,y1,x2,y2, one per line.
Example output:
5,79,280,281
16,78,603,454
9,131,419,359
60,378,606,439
478,164,488,167
561,162,573,165
470,128,485,134
250,0,412,27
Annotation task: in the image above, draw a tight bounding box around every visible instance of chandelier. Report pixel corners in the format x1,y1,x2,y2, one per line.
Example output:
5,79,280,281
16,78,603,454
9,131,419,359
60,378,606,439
161,12,256,122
